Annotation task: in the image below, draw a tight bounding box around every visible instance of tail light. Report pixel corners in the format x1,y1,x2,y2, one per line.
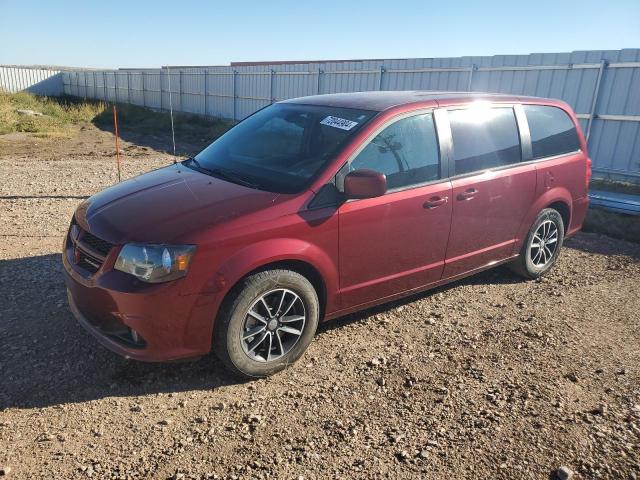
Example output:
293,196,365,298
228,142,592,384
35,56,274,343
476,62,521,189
586,157,592,190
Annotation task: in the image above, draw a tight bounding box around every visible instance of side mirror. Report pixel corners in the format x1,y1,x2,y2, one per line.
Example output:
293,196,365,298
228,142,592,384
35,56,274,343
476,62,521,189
344,169,387,199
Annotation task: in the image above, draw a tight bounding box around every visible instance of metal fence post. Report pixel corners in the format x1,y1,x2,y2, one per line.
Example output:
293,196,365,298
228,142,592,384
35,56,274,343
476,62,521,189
232,70,237,121
102,71,107,102
378,65,385,90
179,71,183,112
8,68,15,93
160,70,164,112
467,64,476,92
142,71,147,107
83,72,87,100
93,71,97,98
114,72,120,102
586,59,608,143
316,68,322,95
270,70,275,104
203,70,208,116
126,71,131,104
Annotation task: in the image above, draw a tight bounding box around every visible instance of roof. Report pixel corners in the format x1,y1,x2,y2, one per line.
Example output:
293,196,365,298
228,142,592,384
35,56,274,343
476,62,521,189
280,90,529,111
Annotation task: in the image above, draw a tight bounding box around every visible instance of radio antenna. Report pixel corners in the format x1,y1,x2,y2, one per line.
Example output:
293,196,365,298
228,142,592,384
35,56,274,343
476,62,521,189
166,66,177,163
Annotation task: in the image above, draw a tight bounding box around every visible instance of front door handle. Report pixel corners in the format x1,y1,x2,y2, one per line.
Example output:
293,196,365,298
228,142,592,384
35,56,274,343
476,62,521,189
423,196,448,209
457,188,478,201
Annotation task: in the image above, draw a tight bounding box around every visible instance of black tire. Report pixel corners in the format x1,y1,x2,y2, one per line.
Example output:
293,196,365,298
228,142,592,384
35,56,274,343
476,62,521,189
510,208,565,279
213,269,319,378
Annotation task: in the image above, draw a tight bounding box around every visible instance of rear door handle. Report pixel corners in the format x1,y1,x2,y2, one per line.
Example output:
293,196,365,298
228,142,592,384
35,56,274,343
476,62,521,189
457,188,478,200
423,196,448,209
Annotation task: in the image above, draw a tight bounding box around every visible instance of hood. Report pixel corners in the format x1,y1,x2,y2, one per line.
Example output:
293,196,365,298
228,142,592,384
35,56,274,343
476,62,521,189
75,164,285,244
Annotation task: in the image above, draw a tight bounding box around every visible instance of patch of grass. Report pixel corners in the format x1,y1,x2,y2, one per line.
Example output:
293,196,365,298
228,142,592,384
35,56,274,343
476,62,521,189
92,102,231,139
0,91,107,136
0,92,231,140
590,178,640,196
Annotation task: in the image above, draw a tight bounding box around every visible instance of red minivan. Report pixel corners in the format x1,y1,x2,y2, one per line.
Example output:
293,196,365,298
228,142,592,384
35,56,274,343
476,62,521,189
63,91,590,377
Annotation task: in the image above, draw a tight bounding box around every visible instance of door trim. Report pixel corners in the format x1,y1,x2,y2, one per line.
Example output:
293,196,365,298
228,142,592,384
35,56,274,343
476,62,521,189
514,103,532,161
325,252,519,321
433,108,453,179
338,258,445,295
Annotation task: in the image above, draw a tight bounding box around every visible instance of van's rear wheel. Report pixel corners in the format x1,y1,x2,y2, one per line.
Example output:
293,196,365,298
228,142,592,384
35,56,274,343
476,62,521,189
213,269,319,378
510,208,565,279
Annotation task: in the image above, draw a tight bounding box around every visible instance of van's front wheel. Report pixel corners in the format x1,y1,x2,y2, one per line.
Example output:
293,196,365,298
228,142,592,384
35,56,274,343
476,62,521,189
510,208,565,279
213,269,319,378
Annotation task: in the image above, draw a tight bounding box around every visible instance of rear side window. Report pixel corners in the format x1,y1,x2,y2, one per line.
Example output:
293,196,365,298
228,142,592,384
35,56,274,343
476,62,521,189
523,105,580,159
350,113,440,190
449,106,521,175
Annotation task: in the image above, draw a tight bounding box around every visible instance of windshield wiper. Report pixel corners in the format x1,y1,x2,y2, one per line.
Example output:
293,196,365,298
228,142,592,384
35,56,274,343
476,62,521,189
207,167,259,189
185,157,209,172
185,158,259,189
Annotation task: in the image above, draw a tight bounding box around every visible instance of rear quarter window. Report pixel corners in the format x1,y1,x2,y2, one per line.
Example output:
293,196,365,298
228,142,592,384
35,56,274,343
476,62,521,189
523,105,580,159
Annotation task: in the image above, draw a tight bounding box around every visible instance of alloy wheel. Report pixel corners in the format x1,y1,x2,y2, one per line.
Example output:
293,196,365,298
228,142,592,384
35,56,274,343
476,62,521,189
240,288,306,363
530,220,559,267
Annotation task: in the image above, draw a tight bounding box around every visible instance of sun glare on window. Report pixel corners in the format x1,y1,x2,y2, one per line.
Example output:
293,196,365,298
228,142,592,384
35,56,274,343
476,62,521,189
464,101,494,124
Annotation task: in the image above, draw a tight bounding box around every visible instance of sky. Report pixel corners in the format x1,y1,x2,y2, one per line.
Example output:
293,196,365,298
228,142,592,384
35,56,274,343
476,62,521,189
1,0,639,68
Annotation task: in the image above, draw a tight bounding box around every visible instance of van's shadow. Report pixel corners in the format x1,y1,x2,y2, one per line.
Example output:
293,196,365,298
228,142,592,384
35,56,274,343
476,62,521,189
2,233,632,409
0,252,517,410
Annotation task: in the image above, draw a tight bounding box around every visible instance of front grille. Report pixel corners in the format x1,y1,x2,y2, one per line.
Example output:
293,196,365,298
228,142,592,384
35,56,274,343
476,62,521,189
77,250,103,274
68,219,114,275
79,231,113,257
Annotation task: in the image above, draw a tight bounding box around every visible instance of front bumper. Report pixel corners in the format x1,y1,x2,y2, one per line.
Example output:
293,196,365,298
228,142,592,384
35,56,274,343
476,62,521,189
63,239,218,362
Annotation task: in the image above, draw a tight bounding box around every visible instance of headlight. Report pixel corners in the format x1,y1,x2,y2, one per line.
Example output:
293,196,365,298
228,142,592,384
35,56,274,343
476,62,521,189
114,244,196,283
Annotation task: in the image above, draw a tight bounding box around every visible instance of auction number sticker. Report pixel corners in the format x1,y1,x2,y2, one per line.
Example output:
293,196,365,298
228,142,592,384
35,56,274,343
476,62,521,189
320,116,359,131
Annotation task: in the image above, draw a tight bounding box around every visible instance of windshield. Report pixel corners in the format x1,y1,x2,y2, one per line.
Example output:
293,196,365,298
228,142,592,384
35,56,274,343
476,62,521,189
189,103,376,193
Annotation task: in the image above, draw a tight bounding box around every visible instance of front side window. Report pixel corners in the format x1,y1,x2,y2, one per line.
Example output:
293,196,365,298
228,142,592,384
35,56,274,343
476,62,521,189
349,113,440,190
191,103,376,193
523,105,580,159
449,106,521,175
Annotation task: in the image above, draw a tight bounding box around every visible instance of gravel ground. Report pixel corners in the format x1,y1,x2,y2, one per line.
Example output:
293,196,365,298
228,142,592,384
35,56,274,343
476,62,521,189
1,124,639,480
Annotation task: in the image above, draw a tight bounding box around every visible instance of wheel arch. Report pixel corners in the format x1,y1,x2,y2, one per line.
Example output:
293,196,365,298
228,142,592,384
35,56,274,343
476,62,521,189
211,238,338,328
547,200,571,233
237,259,327,319
513,187,573,254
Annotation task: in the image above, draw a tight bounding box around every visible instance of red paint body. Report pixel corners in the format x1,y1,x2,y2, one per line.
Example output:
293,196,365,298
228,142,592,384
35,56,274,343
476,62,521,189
63,92,590,361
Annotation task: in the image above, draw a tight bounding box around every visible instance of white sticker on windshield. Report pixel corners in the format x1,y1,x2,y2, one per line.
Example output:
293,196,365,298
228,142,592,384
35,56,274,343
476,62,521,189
320,116,359,131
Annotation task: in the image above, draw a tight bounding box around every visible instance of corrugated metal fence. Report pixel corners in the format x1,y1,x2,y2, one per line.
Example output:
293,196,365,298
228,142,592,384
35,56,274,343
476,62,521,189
2,49,640,181
0,66,64,96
